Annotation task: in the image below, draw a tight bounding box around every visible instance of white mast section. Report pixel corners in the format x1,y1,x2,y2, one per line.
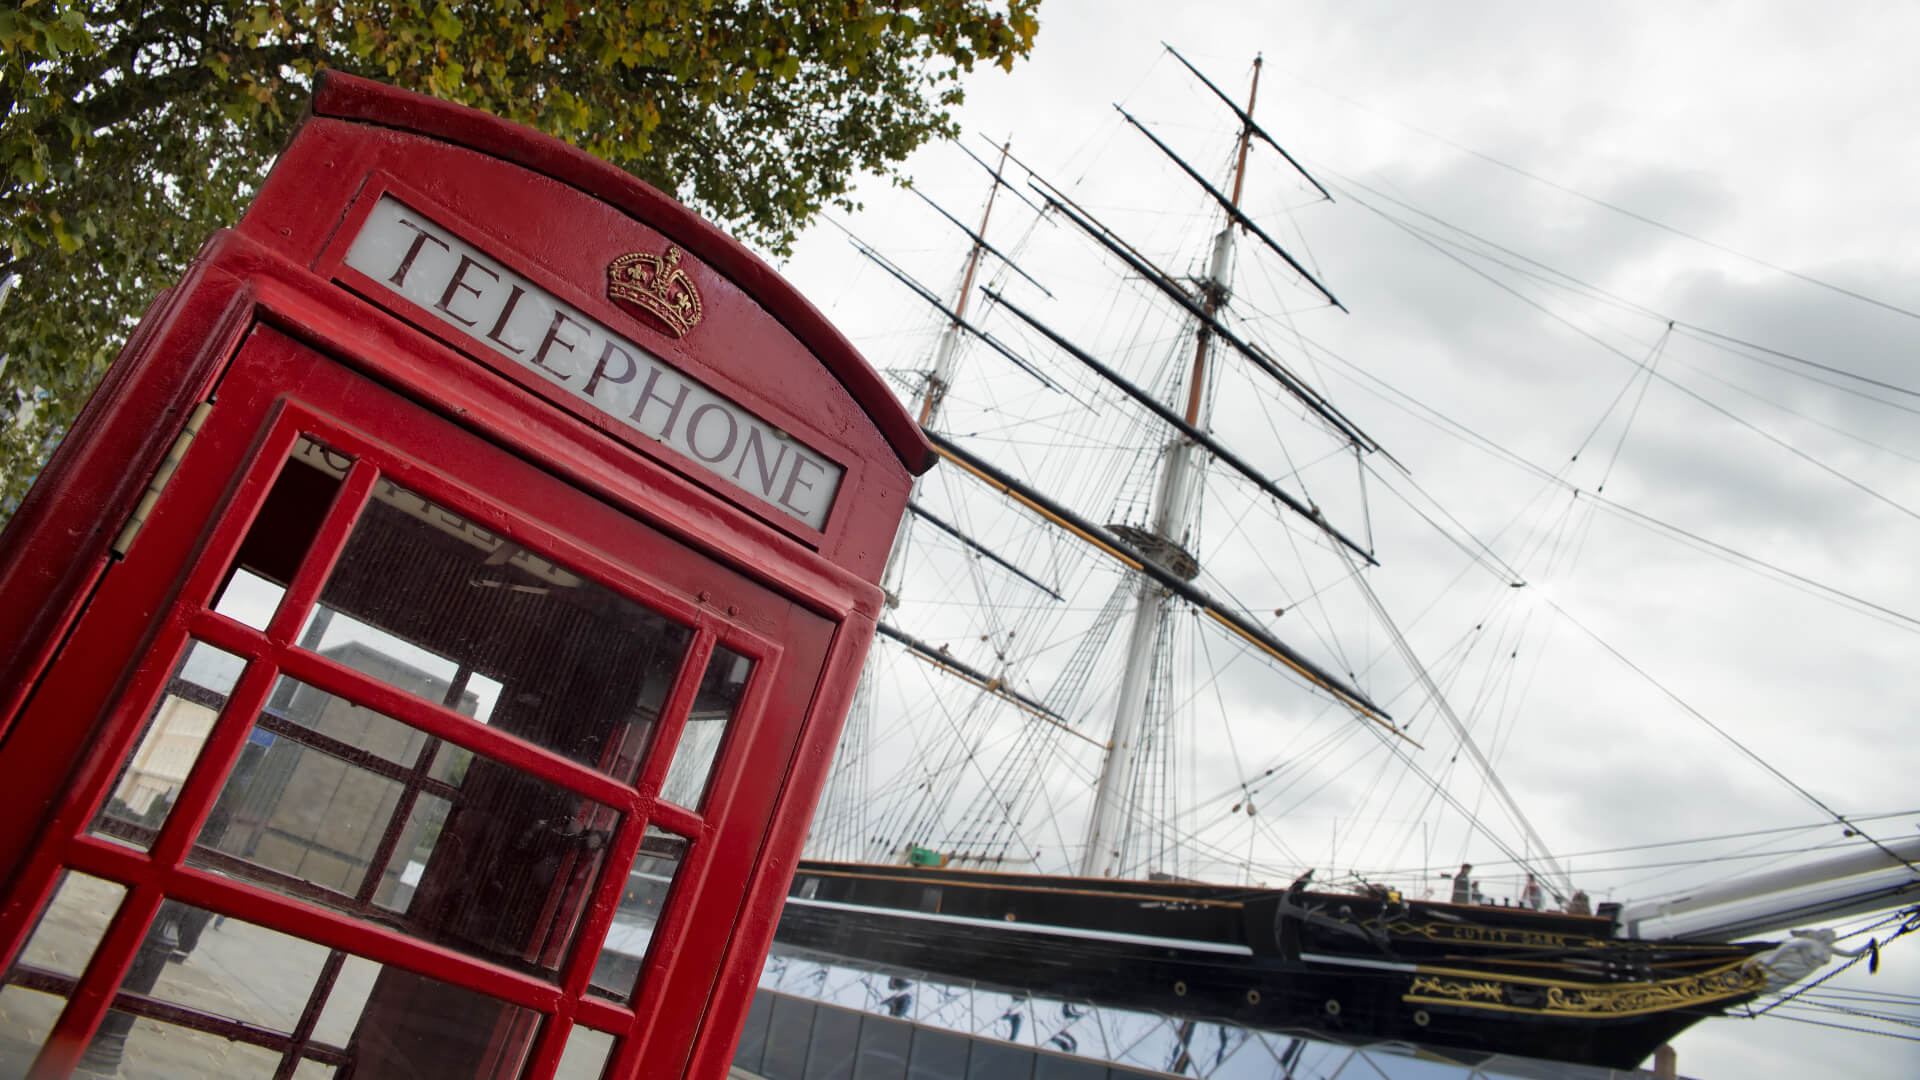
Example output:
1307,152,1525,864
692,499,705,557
1620,834,1920,941
823,146,1012,865
1080,61,1262,879
878,144,1011,609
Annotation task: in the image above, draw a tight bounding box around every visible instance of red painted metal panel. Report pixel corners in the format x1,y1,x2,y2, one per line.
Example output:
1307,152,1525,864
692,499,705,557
687,615,879,1075
26,881,166,1078
0,268,253,739
0,328,294,905
615,599,835,1075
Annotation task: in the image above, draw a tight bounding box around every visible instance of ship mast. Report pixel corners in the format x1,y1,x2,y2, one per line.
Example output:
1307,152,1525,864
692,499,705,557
878,142,1013,608
1079,59,1263,879
810,146,1020,864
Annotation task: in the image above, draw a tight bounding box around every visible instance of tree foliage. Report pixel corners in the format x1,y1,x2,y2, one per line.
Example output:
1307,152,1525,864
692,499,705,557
0,0,1040,514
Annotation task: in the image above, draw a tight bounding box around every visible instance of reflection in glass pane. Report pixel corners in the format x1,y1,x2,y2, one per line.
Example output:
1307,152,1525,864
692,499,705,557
371,792,453,914
133,902,331,1035
196,723,412,898
264,673,446,765
762,994,814,1076
299,607,465,704
591,826,686,1003
469,671,504,725
308,475,692,778
291,1059,338,1078
314,958,539,1078
13,871,126,978
90,1010,282,1078
0,985,64,1076
660,646,753,809
808,1005,861,1076
310,954,381,1048
93,640,246,850
189,691,621,982
218,435,353,630
213,567,285,631
555,1023,615,1080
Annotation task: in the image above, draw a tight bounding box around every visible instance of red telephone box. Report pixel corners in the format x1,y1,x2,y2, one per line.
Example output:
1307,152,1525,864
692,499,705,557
0,73,927,1079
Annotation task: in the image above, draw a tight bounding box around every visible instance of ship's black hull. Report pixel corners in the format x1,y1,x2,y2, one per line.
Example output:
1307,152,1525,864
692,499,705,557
761,860,1771,1070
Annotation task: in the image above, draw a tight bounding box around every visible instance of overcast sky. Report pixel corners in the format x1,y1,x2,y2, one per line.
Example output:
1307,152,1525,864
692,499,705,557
772,3,1920,1075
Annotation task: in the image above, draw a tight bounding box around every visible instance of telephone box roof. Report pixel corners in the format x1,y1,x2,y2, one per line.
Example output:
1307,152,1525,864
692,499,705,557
312,69,935,476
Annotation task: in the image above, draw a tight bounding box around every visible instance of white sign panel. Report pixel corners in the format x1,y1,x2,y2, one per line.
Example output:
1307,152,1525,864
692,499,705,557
343,196,843,530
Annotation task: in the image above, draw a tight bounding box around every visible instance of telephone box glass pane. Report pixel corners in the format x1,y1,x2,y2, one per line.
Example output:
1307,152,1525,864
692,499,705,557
555,1024,615,1079
11,872,127,979
133,900,332,1035
91,1010,283,1077
216,435,353,630
310,957,540,1078
187,681,621,982
92,640,247,850
303,476,692,780
0,986,63,1075
659,645,753,810
590,826,685,1003
311,953,382,1047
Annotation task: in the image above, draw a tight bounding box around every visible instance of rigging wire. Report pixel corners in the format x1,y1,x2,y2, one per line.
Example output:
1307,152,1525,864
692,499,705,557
1311,172,1920,432
1541,595,1920,877
1315,169,1920,471
1675,356,1920,466
1310,340,1920,633
1330,180,1920,529
1302,162,1920,403
1568,322,1669,474
1757,1014,1920,1042
1333,550,1572,898
1677,324,1920,403
1746,907,1920,1035
1290,76,1920,326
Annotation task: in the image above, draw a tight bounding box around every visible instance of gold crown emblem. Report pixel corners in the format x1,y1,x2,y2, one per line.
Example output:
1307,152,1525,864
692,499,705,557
607,245,704,338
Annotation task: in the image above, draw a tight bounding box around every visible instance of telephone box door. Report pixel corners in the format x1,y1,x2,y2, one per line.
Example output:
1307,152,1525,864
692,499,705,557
0,325,832,1078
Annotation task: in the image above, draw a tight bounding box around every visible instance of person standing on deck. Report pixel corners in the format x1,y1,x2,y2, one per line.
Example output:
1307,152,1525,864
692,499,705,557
1451,863,1474,904
1522,873,1545,910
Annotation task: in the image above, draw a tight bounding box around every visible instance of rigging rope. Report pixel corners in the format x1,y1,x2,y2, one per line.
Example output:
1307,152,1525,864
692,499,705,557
1335,180,1920,530
1541,596,1920,878
1749,907,1920,1021
1337,550,1574,899
1324,345,1920,633
1291,82,1920,326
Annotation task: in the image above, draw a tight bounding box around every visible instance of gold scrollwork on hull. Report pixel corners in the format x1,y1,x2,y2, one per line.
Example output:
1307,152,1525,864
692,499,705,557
1408,976,1504,1003
1403,961,1768,1019
1542,964,1769,1015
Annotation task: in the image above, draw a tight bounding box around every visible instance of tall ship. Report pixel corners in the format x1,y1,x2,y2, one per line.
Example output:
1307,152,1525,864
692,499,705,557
672,47,1920,1073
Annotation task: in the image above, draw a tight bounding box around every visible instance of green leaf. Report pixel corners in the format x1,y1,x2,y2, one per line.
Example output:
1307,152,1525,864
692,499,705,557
429,3,463,40
50,217,78,254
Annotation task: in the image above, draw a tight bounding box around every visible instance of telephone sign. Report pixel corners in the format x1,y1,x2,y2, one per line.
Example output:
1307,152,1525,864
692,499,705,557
343,196,846,529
